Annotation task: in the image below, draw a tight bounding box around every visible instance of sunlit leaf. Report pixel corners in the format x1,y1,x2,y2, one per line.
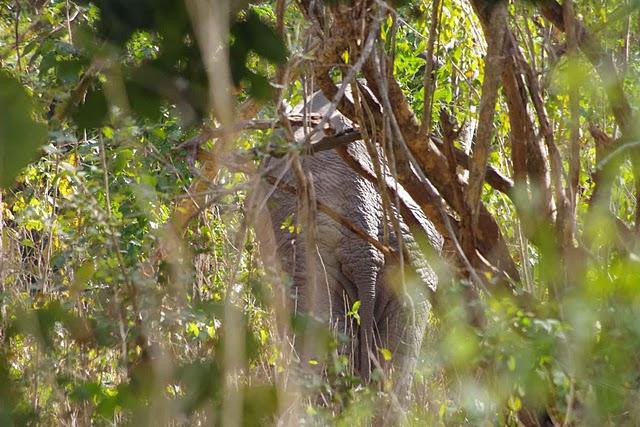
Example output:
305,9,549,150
379,347,392,361
0,72,47,188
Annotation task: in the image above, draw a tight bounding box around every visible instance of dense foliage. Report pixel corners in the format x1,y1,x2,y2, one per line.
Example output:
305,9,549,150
1,0,640,425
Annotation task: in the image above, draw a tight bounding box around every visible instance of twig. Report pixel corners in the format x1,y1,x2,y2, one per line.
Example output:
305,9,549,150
466,0,508,234
14,1,22,74
539,0,632,132
420,0,442,135
368,48,490,291
514,41,568,215
564,0,580,246
301,5,383,145
594,140,640,171
176,115,323,150
503,36,553,225
263,175,396,258
429,134,514,195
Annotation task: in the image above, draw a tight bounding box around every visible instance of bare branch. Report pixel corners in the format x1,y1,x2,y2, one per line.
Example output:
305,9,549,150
466,0,508,233
587,123,616,210
302,6,383,146
513,41,569,217
539,0,632,132
564,0,580,246
419,0,442,136
263,175,396,258
361,47,519,280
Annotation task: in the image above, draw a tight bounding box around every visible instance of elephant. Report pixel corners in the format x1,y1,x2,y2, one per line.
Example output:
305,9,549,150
253,87,443,400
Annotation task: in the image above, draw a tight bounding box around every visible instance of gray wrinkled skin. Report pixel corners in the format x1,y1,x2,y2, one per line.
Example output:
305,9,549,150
256,89,442,398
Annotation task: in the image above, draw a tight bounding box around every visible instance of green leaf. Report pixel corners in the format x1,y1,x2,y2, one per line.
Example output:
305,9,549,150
244,11,288,64
125,80,164,121
112,148,134,174
70,382,101,402
38,52,57,76
95,393,119,419
379,347,393,361
71,86,108,129
55,58,85,84
187,322,200,338
72,261,95,292
242,384,278,427
348,300,361,325
0,72,47,188
247,73,273,100
20,239,35,248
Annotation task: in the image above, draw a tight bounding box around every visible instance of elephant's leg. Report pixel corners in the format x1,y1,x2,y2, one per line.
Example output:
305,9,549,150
337,240,384,381
328,288,359,377
376,287,429,401
334,187,385,380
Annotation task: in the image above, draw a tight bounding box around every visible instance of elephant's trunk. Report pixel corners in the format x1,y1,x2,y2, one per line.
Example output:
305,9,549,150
358,287,376,382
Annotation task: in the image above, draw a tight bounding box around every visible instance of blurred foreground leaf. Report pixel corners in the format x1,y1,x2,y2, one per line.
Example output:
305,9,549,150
0,72,47,188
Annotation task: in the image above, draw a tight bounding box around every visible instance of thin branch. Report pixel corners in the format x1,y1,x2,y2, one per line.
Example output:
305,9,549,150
335,144,449,254
367,48,492,290
466,0,508,233
176,114,323,150
361,46,519,280
420,0,442,135
429,134,514,194
263,175,396,258
539,0,632,132
184,118,513,197
14,1,22,74
514,42,569,216
564,0,580,245
587,123,616,209
1,7,81,62
302,6,383,145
